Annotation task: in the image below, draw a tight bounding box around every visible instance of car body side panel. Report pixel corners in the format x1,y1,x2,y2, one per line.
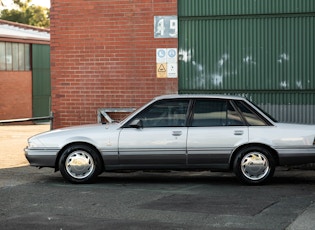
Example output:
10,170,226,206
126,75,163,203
249,125,315,147
187,127,249,167
118,127,187,166
248,125,315,165
25,124,122,167
24,95,315,180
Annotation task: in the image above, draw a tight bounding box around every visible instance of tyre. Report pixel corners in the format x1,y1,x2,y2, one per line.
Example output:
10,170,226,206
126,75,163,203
59,144,103,183
233,146,275,185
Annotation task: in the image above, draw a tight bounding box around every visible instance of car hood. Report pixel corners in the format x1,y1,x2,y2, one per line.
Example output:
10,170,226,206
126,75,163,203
28,123,121,148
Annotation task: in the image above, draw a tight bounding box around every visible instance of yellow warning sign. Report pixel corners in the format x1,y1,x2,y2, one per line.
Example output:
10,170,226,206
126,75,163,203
156,63,167,78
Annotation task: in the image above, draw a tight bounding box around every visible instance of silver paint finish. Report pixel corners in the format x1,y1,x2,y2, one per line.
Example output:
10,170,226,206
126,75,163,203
24,148,58,167
118,127,187,165
187,126,248,165
24,95,315,176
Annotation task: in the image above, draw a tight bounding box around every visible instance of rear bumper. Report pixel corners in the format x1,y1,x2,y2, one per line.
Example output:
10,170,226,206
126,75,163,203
276,147,315,165
24,147,59,168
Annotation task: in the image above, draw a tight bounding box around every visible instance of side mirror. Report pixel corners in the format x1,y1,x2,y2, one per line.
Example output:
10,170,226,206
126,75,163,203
129,119,143,129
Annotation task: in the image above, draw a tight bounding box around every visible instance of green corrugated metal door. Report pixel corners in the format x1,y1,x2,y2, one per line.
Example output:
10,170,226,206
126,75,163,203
178,0,315,124
32,44,51,117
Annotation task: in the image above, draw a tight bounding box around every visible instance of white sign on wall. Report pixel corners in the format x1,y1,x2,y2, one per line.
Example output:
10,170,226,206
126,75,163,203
167,63,177,78
166,48,177,63
156,48,166,63
156,48,177,78
154,16,178,38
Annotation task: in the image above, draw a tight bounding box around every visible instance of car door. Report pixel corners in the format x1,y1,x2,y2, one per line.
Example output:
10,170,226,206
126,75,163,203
118,99,190,167
187,99,249,168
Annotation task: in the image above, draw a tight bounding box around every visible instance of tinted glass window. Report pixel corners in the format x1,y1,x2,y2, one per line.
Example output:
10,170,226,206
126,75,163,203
128,99,189,127
234,100,267,126
227,102,245,126
191,99,244,127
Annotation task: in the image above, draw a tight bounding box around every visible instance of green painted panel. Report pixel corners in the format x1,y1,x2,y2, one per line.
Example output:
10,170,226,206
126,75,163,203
179,0,315,17
179,16,315,91
32,44,51,117
178,0,315,124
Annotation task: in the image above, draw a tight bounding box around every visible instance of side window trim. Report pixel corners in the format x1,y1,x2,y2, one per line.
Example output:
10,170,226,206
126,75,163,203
227,100,246,126
229,100,248,126
186,99,195,127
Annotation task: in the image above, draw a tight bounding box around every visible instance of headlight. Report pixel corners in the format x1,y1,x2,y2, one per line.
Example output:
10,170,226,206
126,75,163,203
27,138,43,148
28,141,38,148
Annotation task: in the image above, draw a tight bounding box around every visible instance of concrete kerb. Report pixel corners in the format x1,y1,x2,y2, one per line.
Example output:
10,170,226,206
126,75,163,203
286,202,315,230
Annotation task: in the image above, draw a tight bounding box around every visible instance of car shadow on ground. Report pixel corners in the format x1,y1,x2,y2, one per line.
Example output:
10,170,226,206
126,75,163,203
99,170,242,184
37,169,315,187
24,170,241,187
2,166,315,187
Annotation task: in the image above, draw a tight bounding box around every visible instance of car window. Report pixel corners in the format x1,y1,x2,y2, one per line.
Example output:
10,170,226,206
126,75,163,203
128,99,190,127
248,101,278,122
234,100,268,126
191,99,244,127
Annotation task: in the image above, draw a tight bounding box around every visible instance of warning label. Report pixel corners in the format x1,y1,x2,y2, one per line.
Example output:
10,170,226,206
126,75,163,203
156,63,167,78
158,64,166,72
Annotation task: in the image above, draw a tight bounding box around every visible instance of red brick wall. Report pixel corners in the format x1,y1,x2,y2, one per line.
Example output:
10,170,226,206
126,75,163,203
50,0,178,128
0,72,32,120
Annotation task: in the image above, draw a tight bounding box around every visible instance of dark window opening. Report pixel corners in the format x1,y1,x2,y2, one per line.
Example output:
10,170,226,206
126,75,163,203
234,100,268,126
126,99,190,127
191,99,244,127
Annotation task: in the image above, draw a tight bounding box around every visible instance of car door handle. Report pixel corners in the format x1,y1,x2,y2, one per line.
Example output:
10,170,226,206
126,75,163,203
172,131,182,136
234,130,244,136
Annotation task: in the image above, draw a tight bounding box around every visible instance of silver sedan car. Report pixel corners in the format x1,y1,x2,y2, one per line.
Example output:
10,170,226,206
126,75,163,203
25,94,315,185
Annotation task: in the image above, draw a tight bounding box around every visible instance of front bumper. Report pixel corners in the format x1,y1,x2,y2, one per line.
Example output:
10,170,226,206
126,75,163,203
24,147,59,168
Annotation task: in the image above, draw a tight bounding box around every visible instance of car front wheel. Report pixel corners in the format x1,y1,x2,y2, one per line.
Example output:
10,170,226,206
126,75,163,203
233,146,275,185
59,144,102,183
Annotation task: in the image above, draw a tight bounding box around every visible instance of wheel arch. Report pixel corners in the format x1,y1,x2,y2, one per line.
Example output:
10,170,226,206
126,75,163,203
229,143,279,170
54,142,104,172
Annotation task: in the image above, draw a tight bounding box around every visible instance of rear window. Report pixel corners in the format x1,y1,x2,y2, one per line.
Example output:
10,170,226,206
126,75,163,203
234,101,268,126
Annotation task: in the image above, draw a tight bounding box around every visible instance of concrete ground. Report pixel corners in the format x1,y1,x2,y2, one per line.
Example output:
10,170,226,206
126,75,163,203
0,124,50,169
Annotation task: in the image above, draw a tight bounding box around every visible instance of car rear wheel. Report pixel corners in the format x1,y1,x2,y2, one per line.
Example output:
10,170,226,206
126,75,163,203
233,146,275,185
59,144,102,183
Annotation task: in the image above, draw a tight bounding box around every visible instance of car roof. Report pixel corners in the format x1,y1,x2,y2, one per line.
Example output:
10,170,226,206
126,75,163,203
154,94,247,101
